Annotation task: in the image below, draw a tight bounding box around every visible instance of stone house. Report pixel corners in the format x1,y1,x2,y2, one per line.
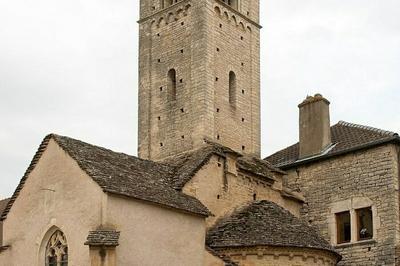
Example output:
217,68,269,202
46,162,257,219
266,94,400,265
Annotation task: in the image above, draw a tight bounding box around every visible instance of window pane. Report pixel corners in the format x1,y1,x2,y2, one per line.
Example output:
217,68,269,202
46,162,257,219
357,208,373,240
336,211,351,244
47,256,57,266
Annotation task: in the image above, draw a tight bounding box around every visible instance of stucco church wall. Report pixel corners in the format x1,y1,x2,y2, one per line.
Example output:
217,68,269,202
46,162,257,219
183,154,301,226
204,249,225,266
219,246,338,266
105,195,207,266
0,139,104,266
285,144,399,265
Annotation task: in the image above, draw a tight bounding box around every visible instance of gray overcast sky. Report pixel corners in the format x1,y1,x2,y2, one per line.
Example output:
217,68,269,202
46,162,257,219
0,0,399,199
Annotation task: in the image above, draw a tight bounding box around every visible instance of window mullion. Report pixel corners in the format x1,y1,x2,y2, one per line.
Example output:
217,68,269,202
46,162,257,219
350,209,358,243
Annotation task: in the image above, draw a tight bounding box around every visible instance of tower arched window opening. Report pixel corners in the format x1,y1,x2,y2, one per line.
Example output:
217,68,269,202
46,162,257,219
163,0,178,8
168,69,177,100
222,0,238,9
229,71,237,106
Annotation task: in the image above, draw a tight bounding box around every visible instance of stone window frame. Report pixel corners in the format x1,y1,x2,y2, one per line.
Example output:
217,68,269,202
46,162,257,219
329,197,379,246
38,226,68,266
45,230,68,266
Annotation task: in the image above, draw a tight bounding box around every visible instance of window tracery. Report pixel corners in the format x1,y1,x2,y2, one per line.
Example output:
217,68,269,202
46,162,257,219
45,230,68,266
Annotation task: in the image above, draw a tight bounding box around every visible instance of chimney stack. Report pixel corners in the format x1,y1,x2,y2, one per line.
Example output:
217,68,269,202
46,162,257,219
298,94,332,159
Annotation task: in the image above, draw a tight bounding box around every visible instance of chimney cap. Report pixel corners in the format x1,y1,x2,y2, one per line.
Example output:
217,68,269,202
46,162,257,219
298,93,330,108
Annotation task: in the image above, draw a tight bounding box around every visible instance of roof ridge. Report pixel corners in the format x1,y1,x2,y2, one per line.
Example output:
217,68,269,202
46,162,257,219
2,134,210,221
51,134,159,164
337,121,398,137
51,134,178,174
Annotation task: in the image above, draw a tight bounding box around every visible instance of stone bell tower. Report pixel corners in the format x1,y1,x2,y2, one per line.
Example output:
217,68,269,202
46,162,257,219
138,0,261,160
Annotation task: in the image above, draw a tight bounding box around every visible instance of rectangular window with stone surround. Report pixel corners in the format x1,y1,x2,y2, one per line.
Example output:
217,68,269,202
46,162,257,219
333,204,374,246
356,207,373,241
336,211,351,244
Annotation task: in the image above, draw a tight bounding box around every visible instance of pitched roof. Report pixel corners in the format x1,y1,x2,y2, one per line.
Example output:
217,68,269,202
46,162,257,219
265,121,400,168
206,200,339,256
1,134,210,221
162,141,285,190
162,144,235,190
206,247,238,266
0,198,10,219
85,229,120,246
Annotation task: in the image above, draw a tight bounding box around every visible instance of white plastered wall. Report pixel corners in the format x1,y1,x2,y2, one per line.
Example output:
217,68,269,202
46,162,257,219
0,139,104,266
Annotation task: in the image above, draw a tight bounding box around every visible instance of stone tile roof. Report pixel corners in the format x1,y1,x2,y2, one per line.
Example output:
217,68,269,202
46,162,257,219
265,121,400,168
206,247,238,266
206,200,339,256
0,198,10,219
237,155,286,177
85,229,120,246
1,134,210,221
162,141,285,190
162,144,236,190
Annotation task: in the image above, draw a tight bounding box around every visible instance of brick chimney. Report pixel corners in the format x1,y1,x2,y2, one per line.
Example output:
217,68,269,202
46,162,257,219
298,94,332,158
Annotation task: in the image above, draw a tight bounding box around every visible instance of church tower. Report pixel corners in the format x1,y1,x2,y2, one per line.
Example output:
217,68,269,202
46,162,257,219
138,0,261,160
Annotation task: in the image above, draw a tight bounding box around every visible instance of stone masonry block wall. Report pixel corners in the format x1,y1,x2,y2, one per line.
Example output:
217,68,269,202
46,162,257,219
211,1,261,157
138,0,261,160
139,0,210,160
284,144,399,265
183,155,302,227
219,246,338,266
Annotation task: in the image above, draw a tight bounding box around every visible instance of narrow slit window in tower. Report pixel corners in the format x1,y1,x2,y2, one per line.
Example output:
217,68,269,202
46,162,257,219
229,71,237,106
168,69,177,100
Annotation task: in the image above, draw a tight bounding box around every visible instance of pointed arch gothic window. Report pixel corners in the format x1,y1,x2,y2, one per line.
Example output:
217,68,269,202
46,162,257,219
229,71,237,106
45,230,68,266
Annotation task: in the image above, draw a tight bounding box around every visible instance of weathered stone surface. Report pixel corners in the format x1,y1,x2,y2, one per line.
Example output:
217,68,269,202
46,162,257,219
206,200,338,254
138,0,261,160
219,246,339,266
298,94,332,158
85,230,120,247
281,144,400,265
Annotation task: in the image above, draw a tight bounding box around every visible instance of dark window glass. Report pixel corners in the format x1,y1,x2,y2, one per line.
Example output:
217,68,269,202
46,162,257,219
357,207,373,241
47,256,57,266
229,71,236,106
336,211,351,244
